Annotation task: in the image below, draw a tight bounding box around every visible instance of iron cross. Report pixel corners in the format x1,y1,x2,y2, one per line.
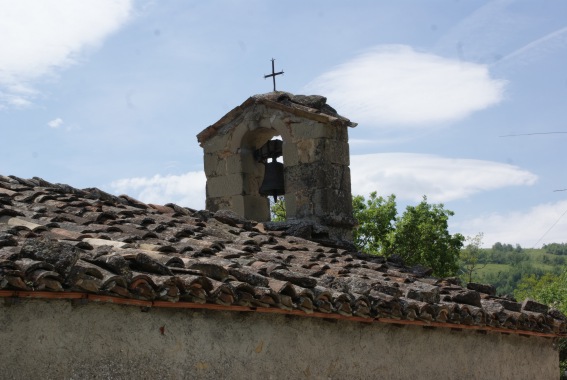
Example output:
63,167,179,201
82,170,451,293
264,58,284,92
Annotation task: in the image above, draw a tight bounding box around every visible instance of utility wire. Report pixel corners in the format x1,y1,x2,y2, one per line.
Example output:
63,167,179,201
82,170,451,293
499,131,567,137
499,130,567,247
532,206,567,248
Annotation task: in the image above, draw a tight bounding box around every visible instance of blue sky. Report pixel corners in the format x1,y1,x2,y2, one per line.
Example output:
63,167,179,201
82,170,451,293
1,0,566,247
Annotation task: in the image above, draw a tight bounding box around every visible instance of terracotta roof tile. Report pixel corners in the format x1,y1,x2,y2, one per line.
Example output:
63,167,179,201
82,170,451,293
0,174,565,337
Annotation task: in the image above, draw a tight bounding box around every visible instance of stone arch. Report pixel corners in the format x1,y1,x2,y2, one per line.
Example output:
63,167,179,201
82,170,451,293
199,93,356,242
238,124,288,222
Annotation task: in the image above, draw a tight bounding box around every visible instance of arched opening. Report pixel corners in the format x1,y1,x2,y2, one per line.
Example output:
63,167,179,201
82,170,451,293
240,129,286,222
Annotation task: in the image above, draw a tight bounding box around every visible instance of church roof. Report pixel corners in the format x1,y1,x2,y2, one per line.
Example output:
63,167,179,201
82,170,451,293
197,92,357,146
0,174,564,337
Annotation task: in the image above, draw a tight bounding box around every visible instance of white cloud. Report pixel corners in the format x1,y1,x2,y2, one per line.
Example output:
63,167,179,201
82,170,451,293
109,171,207,210
108,153,536,214
47,118,63,129
0,0,133,108
457,200,567,248
350,153,537,202
305,45,506,127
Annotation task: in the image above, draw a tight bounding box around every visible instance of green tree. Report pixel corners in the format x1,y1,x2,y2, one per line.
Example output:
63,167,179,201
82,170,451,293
353,194,464,277
493,242,514,252
515,271,567,312
352,192,397,255
515,270,567,378
544,243,567,256
460,233,487,283
388,197,464,277
479,263,547,296
271,192,464,277
270,197,286,221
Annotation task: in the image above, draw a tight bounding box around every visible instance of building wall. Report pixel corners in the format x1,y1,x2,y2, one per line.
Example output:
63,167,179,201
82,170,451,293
0,299,559,380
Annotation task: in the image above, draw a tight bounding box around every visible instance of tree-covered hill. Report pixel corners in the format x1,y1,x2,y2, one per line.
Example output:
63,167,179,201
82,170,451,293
462,241,566,295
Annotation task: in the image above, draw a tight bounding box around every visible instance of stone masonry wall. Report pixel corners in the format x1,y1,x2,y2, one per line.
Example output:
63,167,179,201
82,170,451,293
200,97,354,241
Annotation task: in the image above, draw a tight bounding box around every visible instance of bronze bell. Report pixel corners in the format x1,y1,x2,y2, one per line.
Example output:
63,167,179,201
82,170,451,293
259,159,285,202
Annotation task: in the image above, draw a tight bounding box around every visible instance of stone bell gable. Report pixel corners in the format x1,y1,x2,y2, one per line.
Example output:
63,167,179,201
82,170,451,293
197,92,357,242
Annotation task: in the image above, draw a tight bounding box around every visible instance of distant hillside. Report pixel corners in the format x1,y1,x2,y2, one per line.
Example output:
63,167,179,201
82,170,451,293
462,243,566,296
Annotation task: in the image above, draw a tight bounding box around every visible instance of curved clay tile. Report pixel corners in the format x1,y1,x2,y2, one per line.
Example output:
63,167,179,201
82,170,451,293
0,174,565,337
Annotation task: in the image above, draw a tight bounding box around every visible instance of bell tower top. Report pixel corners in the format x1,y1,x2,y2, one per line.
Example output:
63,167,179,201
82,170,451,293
197,92,357,243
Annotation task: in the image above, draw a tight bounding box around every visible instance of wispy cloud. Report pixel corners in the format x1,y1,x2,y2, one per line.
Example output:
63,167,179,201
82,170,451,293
305,45,506,127
110,153,536,213
494,26,567,68
0,83,37,108
0,0,133,108
109,171,207,210
47,118,63,129
457,200,567,247
350,153,537,202
433,0,516,63
433,1,567,68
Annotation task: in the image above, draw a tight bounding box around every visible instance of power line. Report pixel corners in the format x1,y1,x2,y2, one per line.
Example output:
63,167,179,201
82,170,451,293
532,206,567,248
499,131,567,137
499,129,567,246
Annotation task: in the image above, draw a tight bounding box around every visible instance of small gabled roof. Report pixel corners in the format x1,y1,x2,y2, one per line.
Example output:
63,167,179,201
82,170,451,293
0,174,565,337
197,92,357,146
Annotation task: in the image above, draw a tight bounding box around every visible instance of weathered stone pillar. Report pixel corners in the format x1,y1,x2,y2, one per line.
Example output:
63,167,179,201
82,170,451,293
197,92,357,242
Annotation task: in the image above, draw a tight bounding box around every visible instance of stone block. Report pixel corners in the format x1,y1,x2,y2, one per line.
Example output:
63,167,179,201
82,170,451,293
284,193,297,219
312,188,353,218
202,133,231,155
285,163,351,193
284,164,307,194
240,148,259,174
203,153,219,177
290,189,314,219
228,120,253,152
286,189,353,228
406,283,440,304
225,155,242,174
243,195,270,222
282,142,299,167
291,121,335,140
451,290,482,307
336,124,349,141
522,298,549,313
244,171,264,196
205,151,248,177
295,139,317,164
322,139,350,166
314,164,349,192
206,174,244,198
229,195,245,216
327,225,353,242
341,166,352,193
228,195,270,222
203,153,231,177
206,196,232,213
467,282,496,296
265,114,293,139
291,138,350,165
